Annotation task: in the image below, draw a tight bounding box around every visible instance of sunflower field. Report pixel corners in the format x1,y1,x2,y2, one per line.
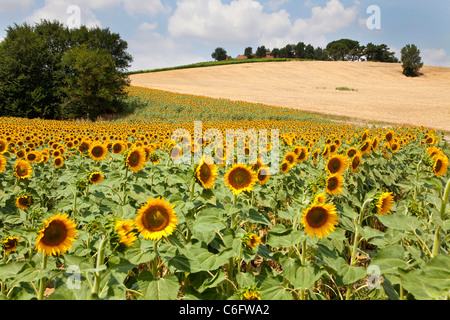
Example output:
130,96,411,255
0,86,449,301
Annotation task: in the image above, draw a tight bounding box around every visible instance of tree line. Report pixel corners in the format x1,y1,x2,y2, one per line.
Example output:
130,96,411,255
213,38,423,77
0,20,132,120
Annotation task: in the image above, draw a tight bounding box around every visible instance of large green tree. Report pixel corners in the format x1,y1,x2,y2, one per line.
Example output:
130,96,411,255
401,44,423,77
211,47,228,61
0,20,132,120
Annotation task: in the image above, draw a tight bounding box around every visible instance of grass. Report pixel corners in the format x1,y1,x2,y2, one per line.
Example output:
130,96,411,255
336,87,358,92
124,58,315,75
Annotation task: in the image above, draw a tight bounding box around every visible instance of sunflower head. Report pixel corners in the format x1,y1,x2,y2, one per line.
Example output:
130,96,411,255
126,147,146,173
257,166,271,185
242,233,261,251
326,174,344,195
240,287,261,300
350,154,362,173
114,219,138,247
432,154,448,177
2,236,20,255
224,164,257,195
301,203,339,239
0,154,7,173
14,159,32,179
195,156,218,189
53,156,64,168
35,213,78,256
89,143,108,161
376,192,394,215
326,154,348,175
280,160,291,174
89,171,104,184
16,195,32,210
135,197,178,241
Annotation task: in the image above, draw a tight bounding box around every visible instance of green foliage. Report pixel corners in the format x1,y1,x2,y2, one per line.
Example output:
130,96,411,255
211,47,228,61
401,44,424,77
0,20,132,120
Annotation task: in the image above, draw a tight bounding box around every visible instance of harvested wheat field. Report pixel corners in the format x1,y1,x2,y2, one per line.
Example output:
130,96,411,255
130,61,450,133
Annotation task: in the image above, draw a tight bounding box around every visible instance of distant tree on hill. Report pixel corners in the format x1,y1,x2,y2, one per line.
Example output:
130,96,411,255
401,44,423,77
271,48,280,58
244,47,253,59
326,39,360,61
294,42,306,59
365,43,398,62
255,46,268,58
211,47,228,61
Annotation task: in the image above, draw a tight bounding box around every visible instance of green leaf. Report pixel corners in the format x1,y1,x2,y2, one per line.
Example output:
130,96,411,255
399,255,450,300
0,261,28,281
337,263,367,285
371,244,408,275
144,274,180,300
266,227,306,248
376,213,421,231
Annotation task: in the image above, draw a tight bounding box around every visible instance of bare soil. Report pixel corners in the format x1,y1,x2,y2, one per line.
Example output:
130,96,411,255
129,61,450,133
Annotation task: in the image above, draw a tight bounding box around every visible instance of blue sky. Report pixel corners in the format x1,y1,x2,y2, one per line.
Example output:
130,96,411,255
0,0,449,71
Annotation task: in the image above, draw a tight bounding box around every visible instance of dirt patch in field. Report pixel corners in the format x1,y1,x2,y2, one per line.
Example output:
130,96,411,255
129,61,450,133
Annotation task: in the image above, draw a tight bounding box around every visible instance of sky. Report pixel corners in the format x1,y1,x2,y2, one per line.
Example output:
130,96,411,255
0,0,449,71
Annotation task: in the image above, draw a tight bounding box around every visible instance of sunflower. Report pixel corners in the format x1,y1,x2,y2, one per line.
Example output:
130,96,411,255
280,160,291,174
0,139,7,153
326,154,348,175
135,197,178,241
35,213,78,256
170,145,183,161
284,151,297,166
390,142,400,153
195,156,218,189
126,147,146,173
89,171,104,184
111,141,126,154
2,236,19,255
243,233,261,250
53,156,64,168
301,203,339,239
376,192,394,215
89,143,108,161
326,174,344,195
0,154,6,173
241,288,261,300
78,140,91,154
432,154,448,177
114,220,138,247
26,151,41,163
360,139,372,155
385,130,395,144
257,166,271,185
296,147,308,162
346,147,359,159
224,164,257,195
313,192,327,205
350,154,362,173
15,195,32,210
14,159,32,179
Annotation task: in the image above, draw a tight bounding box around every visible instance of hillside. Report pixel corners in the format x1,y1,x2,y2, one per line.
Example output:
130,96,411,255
129,61,450,133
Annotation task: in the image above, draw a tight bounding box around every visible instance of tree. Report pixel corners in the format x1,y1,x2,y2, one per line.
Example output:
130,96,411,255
60,45,129,119
401,44,423,77
326,39,360,61
211,47,228,61
244,47,253,59
271,48,280,58
0,20,132,119
255,46,268,58
365,43,398,62
294,42,306,59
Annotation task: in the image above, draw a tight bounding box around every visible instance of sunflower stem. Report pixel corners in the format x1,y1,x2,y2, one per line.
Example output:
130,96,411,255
189,177,196,202
431,177,450,258
413,156,424,202
122,166,129,205
37,253,48,300
152,239,160,278
92,234,107,298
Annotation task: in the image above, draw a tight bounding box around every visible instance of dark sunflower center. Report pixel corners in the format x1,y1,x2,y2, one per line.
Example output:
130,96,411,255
79,143,89,152
328,158,341,173
41,220,68,246
199,163,211,181
91,146,104,157
306,207,329,228
16,165,28,176
27,154,36,161
113,144,122,153
348,149,356,158
327,177,338,190
128,151,140,166
143,207,169,231
55,158,62,166
434,159,442,172
229,168,251,189
361,142,369,151
352,157,360,168
4,238,18,249
18,196,31,207
91,173,101,183
257,168,267,181
286,155,294,163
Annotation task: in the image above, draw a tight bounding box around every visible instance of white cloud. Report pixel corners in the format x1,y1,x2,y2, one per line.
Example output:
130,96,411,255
128,28,206,71
168,0,358,49
265,0,291,11
422,48,450,67
0,0,34,13
26,0,102,28
138,22,158,32
123,0,171,17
